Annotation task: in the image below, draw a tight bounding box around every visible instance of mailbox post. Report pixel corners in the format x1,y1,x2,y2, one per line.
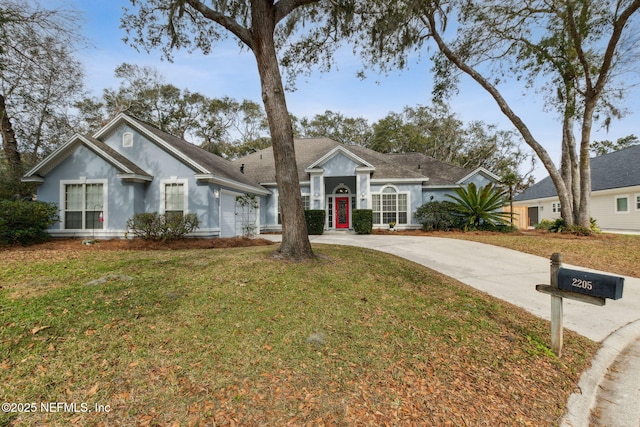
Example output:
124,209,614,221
536,253,624,357
550,253,563,357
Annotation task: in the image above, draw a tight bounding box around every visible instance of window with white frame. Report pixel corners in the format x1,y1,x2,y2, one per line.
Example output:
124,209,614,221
372,186,408,225
64,182,104,229
552,202,561,213
636,194,640,210
616,196,629,213
161,179,187,219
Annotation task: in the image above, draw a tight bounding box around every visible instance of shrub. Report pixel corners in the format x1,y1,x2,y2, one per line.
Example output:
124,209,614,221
535,219,555,230
353,209,373,234
0,200,59,245
446,183,510,230
126,212,199,241
548,218,566,233
537,217,599,236
304,210,325,235
414,201,461,231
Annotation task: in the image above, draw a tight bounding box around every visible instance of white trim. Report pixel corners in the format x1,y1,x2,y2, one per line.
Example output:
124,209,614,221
457,167,501,184
306,146,374,171
194,174,270,196
59,179,108,231
371,178,426,184
159,178,189,214
634,193,640,211
24,133,83,178
116,173,153,183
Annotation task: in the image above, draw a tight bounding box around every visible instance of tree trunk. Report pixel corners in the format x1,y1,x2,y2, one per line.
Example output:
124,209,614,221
0,93,23,198
251,1,314,260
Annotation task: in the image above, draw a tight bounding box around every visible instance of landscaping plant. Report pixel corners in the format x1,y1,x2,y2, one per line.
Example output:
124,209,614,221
446,183,510,230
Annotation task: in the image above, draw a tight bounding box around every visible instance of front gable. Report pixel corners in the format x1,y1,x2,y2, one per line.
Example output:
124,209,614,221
306,146,375,177
457,167,500,187
23,134,152,183
95,115,208,176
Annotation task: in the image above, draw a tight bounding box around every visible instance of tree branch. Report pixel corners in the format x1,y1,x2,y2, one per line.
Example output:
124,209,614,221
274,0,320,24
185,0,254,48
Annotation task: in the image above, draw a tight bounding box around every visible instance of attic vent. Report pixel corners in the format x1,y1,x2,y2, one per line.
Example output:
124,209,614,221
123,132,133,148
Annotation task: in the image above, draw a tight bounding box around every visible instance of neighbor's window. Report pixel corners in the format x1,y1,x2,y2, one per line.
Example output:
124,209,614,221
552,202,561,213
64,182,104,229
372,186,408,225
616,196,629,213
636,195,640,210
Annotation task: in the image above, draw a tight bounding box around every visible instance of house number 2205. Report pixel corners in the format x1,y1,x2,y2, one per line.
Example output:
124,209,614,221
571,278,593,290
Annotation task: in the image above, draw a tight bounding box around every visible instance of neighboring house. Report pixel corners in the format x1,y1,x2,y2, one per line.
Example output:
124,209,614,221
23,113,498,238
513,144,640,231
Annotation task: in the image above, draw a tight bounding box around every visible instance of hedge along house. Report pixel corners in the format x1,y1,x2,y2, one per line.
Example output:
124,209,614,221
22,113,269,239
513,144,640,232
233,138,499,231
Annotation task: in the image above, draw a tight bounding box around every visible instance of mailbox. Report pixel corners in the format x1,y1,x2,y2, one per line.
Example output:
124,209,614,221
557,268,624,300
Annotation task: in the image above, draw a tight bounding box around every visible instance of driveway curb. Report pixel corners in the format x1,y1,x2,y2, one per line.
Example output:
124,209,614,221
561,319,640,427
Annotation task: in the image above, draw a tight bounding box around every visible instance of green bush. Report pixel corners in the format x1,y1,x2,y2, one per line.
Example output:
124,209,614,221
534,219,555,230
414,201,461,231
353,209,373,234
304,210,325,235
126,212,199,241
549,218,567,233
0,200,59,245
536,217,599,236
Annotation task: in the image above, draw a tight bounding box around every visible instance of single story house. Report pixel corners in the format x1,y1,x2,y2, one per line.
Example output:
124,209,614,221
23,113,499,238
513,144,640,232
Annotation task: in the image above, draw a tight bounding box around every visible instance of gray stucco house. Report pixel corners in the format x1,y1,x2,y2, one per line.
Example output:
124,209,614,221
23,113,498,238
513,144,640,231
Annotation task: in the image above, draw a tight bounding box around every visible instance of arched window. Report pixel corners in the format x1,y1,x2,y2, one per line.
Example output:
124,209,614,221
371,186,408,225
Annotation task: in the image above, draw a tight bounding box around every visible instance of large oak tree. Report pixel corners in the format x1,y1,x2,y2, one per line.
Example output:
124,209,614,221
122,0,355,260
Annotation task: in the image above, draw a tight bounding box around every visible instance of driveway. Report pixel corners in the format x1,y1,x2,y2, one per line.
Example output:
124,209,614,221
267,233,640,343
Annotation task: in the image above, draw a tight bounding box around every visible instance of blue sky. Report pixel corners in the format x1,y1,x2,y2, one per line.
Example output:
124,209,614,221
52,0,639,180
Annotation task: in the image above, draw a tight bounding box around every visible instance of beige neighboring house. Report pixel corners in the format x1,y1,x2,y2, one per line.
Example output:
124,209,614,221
513,145,640,232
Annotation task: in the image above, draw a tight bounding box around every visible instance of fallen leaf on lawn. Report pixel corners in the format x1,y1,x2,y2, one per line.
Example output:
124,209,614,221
87,383,99,397
31,325,51,335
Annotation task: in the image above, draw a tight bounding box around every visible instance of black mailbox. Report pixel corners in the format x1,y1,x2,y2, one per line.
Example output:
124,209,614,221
557,268,624,300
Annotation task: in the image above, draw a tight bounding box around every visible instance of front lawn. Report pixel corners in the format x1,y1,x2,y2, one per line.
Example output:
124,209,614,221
1,243,597,425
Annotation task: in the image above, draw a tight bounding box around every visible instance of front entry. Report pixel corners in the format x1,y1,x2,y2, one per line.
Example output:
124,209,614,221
335,197,350,229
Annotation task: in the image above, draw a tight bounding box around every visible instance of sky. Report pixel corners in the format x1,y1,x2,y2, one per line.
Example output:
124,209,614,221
48,0,640,181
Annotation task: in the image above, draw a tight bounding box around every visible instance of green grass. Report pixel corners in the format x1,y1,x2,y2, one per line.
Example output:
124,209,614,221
0,244,597,425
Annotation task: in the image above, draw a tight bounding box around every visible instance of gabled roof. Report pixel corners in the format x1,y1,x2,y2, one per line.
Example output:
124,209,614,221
515,144,640,201
23,134,152,183
306,145,375,171
96,114,267,193
234,137,477,186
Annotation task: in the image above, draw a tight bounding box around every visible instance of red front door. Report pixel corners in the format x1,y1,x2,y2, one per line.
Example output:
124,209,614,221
335,197,350,229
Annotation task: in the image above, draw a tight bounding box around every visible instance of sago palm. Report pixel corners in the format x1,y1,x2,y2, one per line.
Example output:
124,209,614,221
446,183,510,230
